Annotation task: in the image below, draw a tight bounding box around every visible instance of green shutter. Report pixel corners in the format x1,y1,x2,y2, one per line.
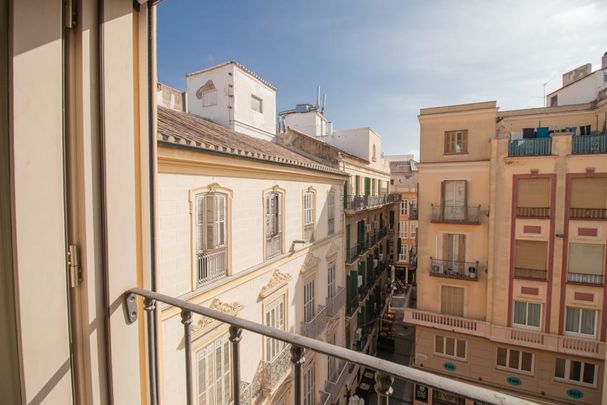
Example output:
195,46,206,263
365,177,371,196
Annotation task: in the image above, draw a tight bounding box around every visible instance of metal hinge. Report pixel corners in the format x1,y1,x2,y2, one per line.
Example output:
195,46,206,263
64,0,77,29
67,244,82,288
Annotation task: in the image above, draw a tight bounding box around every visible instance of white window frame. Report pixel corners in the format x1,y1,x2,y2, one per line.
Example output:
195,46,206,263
400,199,408,215
496,347,534,375
399,221,408,238
399,243,408,262
434,335,467,360
554,358,597,387
303,276,315,323
327,261,336,298
303,190,315,242
327,190,335,235
251,94,263,113
195,192,228,286
512,301,542,330
196,334,232,405
410,221,417,237
265,191,282,259
264,295,286,361
565,307,598,337
303,360,315,405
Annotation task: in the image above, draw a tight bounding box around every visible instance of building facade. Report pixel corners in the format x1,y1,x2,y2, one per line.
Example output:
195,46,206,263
406,99,607,404
386,155,419,285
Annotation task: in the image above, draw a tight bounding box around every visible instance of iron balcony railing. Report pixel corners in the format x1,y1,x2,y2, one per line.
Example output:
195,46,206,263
431,204,481,224
572,133,607,154
326,286,346,317
508,136,552,157
567,272,604,285
570,207,607,220
514,267,547,281
301,305,327,339
125,288,537,405
430,258,479,281
197,248,227,286
516,206,550,218
344,193,401,212
325,360,348,401
260,345,292,395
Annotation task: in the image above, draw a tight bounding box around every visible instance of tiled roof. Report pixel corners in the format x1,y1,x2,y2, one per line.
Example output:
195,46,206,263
157,107,346,176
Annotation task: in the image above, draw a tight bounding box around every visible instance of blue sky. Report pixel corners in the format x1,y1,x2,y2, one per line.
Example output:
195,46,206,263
157,0,607,157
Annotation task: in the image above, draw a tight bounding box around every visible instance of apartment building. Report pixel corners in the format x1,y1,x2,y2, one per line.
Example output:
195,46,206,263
386,155,419,284
279,104,400,398
406,96,607,404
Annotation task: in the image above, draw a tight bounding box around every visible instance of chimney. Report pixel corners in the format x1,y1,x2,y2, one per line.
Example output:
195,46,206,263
602,51,607,69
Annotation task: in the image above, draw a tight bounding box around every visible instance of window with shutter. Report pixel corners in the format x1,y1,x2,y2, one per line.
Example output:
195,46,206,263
303,191,315,241
304,277,315,322
442,180,467,220
196,334,232,405
265,295,286,361
440,286,464,316
265,191,283,259
195,192,228,286
328,191,335,235
444,130,468,154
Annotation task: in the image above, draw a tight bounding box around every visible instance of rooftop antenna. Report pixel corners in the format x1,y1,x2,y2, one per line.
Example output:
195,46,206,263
316,86,321,109
322,94,327,113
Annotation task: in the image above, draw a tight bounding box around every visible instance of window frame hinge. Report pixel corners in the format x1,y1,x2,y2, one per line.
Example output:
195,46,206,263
67,244,82,288
64,0,77,29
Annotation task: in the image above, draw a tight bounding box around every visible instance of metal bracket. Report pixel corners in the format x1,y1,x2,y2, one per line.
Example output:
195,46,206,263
126,293,138,323
67,244,82,288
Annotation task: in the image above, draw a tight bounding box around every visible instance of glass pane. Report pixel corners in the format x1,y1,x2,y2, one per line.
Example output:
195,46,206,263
569,360,581,381
445,337,455,356
581,310,596,335
456,340,466,359
496,348,507,367
555,358,565,378
521,352,533,372
528,303,541,327
435,335,444,354
513,301,526,325
583,363,595,384
508,350,520,369
565,308,579,333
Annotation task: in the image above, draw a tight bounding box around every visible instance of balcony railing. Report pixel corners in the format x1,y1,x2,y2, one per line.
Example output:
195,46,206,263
260,345,292,394
570,207,607,220
431,204,481,224
344,193,400,212
572,133,607,154
126,288,535,405
567,272,604,285
508,136,552,157
430,258,479,281
516,206,550,218
514,267,547,281
326,287,346,317
197,248,227,286
325,360,348,402
404,308,606,360
301,305,327,339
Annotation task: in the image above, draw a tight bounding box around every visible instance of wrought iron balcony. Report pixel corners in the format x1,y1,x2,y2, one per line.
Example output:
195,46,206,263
125,288,534,405
567,272,604,285
325,360,348,402
430,258,479,281
409,204,418,219
516,206,550,218
430,204,481,224
346,243,365,263
572,133,607,154
344,193,400,212
197,248,227,286
514,267,547,280
301,305,327,339
508,136,552,157
326,286,346,317
570,207,607,220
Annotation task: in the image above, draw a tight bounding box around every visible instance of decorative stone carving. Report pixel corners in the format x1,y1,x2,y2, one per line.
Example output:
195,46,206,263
300,252,320,274
207,182,221,192
325,241,338,259
191,298,243,334
259,269,292,299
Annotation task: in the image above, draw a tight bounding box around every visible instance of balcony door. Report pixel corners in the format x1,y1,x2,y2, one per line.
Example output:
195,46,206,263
442,180,466,220
443,234,465,274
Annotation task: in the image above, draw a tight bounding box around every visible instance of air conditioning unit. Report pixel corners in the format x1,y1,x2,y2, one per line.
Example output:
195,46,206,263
432,264,443,274
468,265,477,276
379,253,384,261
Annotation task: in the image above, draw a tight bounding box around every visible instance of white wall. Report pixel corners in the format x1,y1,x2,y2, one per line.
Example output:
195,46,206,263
283,110,329,137
330,128,390,173
551,70,606,106
186,63,233,128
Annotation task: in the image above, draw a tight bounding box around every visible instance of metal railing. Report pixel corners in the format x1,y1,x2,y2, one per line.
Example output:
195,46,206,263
197,248,227,286
326,287,346,317
431,205,481,224
301,305,327,339
125,288,538,405
572,133,607,154
514,267,547,280
344,193,401,212
260,345,292,394
516,206,550,218
508,136,552,157
567,272,604,285
570,207,607,220
325,360,348,401
430,258,479,281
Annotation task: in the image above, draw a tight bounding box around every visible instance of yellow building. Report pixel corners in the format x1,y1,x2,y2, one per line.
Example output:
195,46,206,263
406,99,607,404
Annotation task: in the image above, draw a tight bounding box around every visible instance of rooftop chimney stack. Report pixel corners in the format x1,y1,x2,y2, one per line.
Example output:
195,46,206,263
602,51,607,69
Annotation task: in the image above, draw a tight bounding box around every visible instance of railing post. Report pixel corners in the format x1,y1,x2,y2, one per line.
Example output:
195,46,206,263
290,345,305,405
229,326,242,405
181,310,193,405
143,298,158,405
374,372,394,405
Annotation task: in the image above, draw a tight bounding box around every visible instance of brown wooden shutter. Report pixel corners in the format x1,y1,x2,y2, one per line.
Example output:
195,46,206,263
462,131,468,153
442,234,449,260
444,132,449,153
458,234,466,262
